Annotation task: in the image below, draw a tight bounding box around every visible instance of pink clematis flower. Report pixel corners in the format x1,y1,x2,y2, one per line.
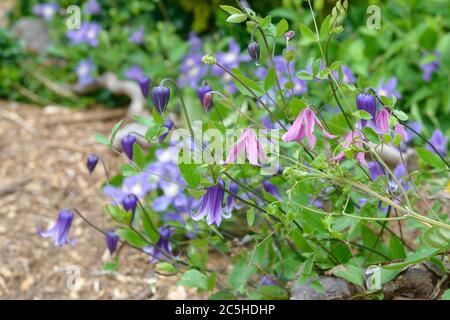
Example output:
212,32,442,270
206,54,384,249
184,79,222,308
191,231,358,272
282,107,336,148
394,123,408,141
225,128,267,165
375,108,408,141
375,108,390,133
332,131,368,167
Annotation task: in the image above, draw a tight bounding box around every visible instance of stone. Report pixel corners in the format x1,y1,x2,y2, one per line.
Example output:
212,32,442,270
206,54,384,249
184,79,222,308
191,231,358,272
12,18,51,55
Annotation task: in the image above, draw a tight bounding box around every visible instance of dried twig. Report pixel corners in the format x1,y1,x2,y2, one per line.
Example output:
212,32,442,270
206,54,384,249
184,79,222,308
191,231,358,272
0,109,37,133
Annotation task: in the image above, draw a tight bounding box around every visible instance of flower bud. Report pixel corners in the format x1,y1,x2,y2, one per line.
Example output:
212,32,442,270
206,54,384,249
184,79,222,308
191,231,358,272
139,76,150,98
356,93,377,127
121,135,137,160
284,31,295,41
197,83,213,112
86,154,99,174
248,41,260,64
152,86,170,114
122,193,138,218
106,230,119,255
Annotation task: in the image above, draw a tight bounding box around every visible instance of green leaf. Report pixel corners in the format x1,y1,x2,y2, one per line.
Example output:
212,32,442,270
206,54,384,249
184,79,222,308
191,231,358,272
319,15,331,40
393,109,408,121
105,204,130,224
226,14,247,23
417,147,445,169
207,272,217,291
276,19,289,37
362,126,380,144
95,133,109,146
103,256,120,273
441,289,450,300
422,227,450,250
264,67,277,92
317,67,329,80
151,107,164,125
296,71,313,80
141,213,160,244
208,291,235,300
155,262,177,274
178,163,200,188
132,143,146,168
381,95,397,109
329,60,343,72
116,228,148,248
109,119,124,146
333,264,365,287
219,5,242,15
389,236,406,259
282,49,295,62
119,163,138,176
231,68,264,97
383,248,440,270
258,285,289,300
353,110,372,121
247,208,255,226
300,209,327,234
133,115,154,127
177,269,208,291
299,23,317,41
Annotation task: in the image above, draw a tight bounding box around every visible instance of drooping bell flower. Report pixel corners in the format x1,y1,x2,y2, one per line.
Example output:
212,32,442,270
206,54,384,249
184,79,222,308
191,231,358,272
143,226,173,263
263,180,281,200
122,193,138,221
225,128,267,166
86,154,99,174
159,118,173,143
226,182,238,214
368,161,384,181
197,83,213,111
38,209,76,246
191,179,229,226
332,131,368,167
106,230,119,255
152,86,170,114
427,129,448,157
248,41,260,64
121,135,137,160
139,77,150,98
375,108,390,133
356,93,377,127
282,107,336,148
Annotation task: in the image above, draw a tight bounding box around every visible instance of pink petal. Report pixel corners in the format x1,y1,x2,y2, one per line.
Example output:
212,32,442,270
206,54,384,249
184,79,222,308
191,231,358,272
245,130,260,165
357,152,368,167
394,124,408,141
304,110,317,148
282,109,306,142
376,109,390,133
332,152,345,162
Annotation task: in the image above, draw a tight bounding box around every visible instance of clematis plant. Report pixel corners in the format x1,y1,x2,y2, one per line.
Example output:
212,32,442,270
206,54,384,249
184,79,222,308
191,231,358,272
38,0,450,301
